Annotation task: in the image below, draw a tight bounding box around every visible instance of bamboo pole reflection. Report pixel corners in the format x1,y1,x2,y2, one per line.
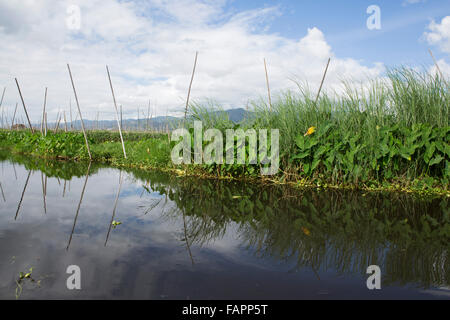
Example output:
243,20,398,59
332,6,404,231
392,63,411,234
15,171,31,220
182,207,195,266
0,181,5,202
66,162,91,251
40,172,46,214
104,171,123,247
12,163,17,180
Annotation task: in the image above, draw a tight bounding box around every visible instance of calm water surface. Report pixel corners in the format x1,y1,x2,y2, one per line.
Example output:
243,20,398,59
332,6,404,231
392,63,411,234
0,154,448,299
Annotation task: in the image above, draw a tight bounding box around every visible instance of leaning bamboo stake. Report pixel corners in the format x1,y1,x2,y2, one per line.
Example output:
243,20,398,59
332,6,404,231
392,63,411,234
184,51,198,123
41,87,47,135
264,58,272,111
55,113,61,132
0,87,5,109
106,65,127,159
314,57,331,105
428,49,445,81
67,64,92,160
14,79,34,133
54,111,59,131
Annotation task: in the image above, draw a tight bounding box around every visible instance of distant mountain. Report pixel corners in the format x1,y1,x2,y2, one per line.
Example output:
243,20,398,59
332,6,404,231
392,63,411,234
224,108,247,122
32,108,250,130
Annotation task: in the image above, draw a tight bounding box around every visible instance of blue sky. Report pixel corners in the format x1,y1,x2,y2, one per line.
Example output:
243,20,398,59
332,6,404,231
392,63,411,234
0,0,449,120
226,0,450,66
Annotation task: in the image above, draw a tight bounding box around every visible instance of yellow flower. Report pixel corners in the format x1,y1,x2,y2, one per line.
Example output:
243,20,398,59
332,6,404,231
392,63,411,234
304,126,316,136
302,227,311,236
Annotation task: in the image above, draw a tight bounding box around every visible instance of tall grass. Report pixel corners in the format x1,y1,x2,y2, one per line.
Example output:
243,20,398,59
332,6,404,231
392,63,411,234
187,67,449,186
239,67,448,157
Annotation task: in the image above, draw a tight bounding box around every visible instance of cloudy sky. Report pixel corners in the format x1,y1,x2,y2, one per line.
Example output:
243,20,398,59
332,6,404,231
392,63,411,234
0,0,449,122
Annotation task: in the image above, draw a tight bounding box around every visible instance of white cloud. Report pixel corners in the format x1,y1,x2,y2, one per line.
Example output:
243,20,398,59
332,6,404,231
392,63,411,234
423,16,450,54
0,0,384,122
402,0,427,6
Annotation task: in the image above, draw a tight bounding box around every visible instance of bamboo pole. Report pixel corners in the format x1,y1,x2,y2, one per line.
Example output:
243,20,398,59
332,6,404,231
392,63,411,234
14,79,34,133
0,87,5,129
106,65,127,159
41,87,47,135
11,102,18,129
67,64,92,160
54,111,59,131
44,112,47,136
264,58,272,111
120,105,123,131
0,87,6,128
64,111,68,132
55,113,61,132
69,98,73,130
147,100,151,131
314,57,331,105
150,105,153,132
41,172,46,214
184,51,198,123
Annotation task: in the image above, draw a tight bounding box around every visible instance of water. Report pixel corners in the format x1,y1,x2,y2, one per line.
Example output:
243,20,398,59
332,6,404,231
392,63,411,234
0,154,448,299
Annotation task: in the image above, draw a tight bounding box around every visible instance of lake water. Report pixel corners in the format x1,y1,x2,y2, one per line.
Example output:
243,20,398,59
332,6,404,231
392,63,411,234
0,153,448,299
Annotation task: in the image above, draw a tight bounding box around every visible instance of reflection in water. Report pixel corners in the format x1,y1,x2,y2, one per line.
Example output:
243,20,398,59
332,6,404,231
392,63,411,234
151,175,449,289
0,181,5,202
0,152,448,299
104,171,123,247
66,162,91,251
14,170,31,220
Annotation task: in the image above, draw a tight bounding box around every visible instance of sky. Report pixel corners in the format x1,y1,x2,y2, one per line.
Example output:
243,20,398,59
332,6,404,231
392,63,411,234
0,0,449,122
